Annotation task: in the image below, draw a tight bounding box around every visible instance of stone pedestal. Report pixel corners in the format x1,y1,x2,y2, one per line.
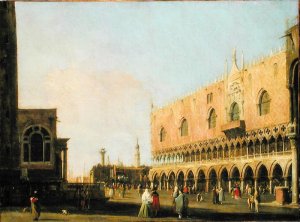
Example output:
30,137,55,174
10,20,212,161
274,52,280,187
275,187,289,205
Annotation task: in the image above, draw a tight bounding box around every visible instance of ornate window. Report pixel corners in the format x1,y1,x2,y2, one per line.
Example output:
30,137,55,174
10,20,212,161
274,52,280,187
22,126,51,163
259,91,270,115
159,127,166,142
180,119,188,136
207,93,213,104
208,109,216,129
230,102,240,121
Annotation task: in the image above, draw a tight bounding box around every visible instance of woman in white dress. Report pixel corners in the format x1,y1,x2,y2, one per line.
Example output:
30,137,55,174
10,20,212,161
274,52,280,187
138,188,153,218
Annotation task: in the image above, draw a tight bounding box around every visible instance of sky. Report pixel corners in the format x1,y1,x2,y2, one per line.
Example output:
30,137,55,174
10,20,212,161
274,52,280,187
15,1,297,177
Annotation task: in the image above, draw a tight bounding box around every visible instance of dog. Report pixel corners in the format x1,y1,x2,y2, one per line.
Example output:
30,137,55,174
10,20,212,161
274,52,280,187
62,209,69,215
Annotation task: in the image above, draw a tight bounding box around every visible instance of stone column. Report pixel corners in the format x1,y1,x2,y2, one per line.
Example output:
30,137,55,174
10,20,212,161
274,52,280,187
166,181,169,190
228,179,232,192
254,178,258,190
259,143,262,157
218,179,221,189
284,177,288,187
63,148,68,181
288,134,298,204
151,181,154,189
240,178,244,194
206,179,210,193
194,177,198,191
269,177,273,194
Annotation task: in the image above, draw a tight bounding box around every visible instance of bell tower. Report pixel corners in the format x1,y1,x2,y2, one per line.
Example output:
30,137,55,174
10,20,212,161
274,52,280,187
0,2,19,176
134,139,140,167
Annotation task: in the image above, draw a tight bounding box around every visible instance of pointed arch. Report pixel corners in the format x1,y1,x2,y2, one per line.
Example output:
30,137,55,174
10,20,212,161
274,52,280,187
230,102,240,121
159,127,166,142
208,108,217,129
258,90,271,115
180,118,188,136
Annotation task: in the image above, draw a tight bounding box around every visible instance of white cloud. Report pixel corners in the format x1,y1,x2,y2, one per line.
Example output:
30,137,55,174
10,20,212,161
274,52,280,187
22,68,152,176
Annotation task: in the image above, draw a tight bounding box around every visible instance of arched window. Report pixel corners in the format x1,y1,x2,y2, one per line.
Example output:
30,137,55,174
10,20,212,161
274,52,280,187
259,91,270,115
180,119,188,136
22,126,51,163
208,109,216,129
160,127,166,142
230,102,240,121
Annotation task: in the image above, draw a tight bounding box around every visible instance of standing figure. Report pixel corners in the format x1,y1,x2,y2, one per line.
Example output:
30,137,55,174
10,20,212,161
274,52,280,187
175,190,189,219
30,191,41,221
138,188,153,218
183,185,188,194
234,184,241,199
172,186,179,213
109,185,114,199
218,187,225,204
212,187,217,204
151,189,160,217
121,184,126,198
253,189,260,213
138,184,143,197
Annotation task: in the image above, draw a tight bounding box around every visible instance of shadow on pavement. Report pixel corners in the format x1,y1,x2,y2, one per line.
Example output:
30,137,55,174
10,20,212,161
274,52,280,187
41,201,299,221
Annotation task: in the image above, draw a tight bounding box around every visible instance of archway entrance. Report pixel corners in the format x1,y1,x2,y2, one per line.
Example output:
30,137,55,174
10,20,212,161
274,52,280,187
197,170,205,192
272,164,284,186
161,173,167,190
168,172,175,190
187,171,195,191
220,168,229,191
177,171,184,189
244,166,254,187
257,164,269,194
153,174,159,188
231,167,240,187
209,169,217,190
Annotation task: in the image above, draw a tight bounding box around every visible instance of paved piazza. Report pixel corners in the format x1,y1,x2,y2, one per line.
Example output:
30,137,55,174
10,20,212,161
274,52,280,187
0,189,298,221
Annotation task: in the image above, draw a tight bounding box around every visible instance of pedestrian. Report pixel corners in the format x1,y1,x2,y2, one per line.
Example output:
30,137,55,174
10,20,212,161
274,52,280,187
218,187,225,204
212,187,217,204
253,188,260,213
183,185,188,194
234,184,240,199
196,191,204,202
172,186,179,213
138,188,153,218
175,189,189,219
151,188,160,217
30,191,41,221
121,184,126,198
109,185,114,199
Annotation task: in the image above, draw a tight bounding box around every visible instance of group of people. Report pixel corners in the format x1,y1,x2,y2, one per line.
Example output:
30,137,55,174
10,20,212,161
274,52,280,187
212,186,225,204
246,184,260,213
138,188,160,218
108,183,126,199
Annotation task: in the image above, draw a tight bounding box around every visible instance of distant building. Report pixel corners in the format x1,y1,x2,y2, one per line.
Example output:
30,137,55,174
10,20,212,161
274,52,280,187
90,142,151,186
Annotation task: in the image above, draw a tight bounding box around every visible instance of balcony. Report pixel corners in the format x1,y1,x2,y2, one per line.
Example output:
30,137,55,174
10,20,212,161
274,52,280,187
221,120,245,138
